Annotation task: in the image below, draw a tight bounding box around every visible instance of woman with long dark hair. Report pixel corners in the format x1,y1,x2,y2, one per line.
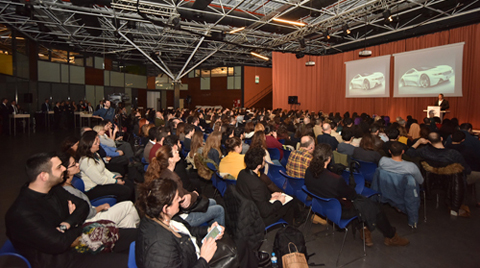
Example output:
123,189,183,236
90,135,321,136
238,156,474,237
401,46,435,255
352,133,382,164
59,152,139,228
305,144,409,247
136,178,225,268
77,130,134,202
145,145,225,227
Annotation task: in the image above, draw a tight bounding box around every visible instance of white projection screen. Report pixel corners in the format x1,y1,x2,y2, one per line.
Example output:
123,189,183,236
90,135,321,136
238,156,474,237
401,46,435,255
345,55,390,98
393,42,464,97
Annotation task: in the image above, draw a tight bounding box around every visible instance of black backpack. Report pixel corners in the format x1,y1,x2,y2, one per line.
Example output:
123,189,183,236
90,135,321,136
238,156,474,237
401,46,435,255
273,226,307,268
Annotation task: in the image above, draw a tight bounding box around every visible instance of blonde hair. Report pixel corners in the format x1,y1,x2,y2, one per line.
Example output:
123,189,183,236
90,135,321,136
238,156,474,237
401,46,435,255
203,131,222,159
93,125,104,134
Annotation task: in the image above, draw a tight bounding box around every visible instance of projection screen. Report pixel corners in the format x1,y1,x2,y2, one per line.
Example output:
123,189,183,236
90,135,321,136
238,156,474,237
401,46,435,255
393,42,464,97
345,55,390,98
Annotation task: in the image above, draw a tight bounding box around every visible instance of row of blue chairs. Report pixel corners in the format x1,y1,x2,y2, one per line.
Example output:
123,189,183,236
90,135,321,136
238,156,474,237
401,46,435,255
264,161,377,267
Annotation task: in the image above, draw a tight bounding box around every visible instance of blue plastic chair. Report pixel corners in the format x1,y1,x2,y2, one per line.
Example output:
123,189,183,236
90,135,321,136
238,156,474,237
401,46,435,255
341,170,380,199
128,241,137,268
266,162,288,190
280,148,292,167
279,170,311,207
206,162,235,197
352,159,378,183
71,176,117,207
267,148,281,161
302,186,365,267
0,239,32,268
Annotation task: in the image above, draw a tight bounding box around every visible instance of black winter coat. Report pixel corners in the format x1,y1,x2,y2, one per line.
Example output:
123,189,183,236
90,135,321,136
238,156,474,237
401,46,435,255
136,217,209,268
224,184,265,250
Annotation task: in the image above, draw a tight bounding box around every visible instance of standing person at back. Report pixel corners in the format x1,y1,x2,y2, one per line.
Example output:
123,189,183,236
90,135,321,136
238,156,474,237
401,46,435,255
93,100,115,122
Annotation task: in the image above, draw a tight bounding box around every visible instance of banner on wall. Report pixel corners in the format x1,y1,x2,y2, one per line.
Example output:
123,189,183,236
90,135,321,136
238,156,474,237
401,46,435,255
345,55,390,98
393,42,464,97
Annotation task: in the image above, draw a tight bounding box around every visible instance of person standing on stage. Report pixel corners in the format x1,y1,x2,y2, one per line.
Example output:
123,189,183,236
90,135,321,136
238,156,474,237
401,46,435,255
435,94,449,111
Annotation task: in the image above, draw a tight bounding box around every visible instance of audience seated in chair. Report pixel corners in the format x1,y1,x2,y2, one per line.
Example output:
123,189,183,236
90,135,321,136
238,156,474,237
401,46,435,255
77,131,135,203
378,141,424,185
445,130,480,207
305,144,409,247
135,178,231,268
145,144,225,227
219,137,246,179
59,152,140,228
6,152,136,268
286,135,315,178
236,147,296,226
406,132,471,217
317,122,339,151
352,134,382,165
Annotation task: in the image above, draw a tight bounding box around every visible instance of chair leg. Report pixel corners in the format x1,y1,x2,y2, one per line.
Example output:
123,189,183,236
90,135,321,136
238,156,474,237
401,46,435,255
423,190,427,223
362,222,366,257
335,227,349,267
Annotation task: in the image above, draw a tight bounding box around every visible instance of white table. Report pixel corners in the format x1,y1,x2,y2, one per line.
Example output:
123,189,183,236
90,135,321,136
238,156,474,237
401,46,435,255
9,114,30,136
79,112,93,128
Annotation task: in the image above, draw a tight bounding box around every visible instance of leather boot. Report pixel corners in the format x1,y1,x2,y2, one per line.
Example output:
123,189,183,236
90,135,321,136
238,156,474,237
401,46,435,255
384,233,410,246
360,227,373,247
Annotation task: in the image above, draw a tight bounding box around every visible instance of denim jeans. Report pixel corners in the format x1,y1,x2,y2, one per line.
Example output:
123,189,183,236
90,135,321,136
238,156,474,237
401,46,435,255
184,199,225,227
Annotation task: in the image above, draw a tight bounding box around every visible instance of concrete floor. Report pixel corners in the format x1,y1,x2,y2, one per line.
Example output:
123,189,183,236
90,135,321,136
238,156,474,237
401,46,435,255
1,129,480,267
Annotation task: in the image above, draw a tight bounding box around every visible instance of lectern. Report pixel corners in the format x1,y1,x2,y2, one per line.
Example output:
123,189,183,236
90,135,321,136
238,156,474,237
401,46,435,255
423,106,448,122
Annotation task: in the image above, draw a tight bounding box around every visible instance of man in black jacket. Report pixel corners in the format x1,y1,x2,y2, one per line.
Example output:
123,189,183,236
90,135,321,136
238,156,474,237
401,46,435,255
434,93,450,111
5,152,134,268
236,147,294,226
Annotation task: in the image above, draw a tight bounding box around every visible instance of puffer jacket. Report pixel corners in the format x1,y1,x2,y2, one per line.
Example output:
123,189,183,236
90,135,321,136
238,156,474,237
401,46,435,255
372,168,420,226
136,217,209,268
224,185,265,250
421,161,464,212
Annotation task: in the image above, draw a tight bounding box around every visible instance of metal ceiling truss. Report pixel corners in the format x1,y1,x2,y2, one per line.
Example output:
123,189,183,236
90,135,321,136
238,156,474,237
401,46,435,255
0,0,478,77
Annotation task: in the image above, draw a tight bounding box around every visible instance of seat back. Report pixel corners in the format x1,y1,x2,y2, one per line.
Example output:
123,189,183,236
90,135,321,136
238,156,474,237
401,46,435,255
352,159,378,183
128,241,137,268
279,170,311,206
302,186,355,229
0,239,32,268
266,162,287,190
267,148,281,160
341,170,365,194
71,176,85,192
207,162,231,197
280,148,292,167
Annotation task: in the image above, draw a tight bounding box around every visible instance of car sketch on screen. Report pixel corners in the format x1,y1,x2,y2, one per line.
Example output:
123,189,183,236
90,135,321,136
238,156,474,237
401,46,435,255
349,72,385,90
399,65,454,88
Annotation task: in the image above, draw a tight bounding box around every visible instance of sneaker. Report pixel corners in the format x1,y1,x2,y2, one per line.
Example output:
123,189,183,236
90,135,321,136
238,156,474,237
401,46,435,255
360,227,373,247
384,233,410,246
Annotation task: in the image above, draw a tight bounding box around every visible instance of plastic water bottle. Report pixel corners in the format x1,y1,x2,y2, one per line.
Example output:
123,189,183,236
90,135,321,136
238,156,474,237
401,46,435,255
271,252,278,268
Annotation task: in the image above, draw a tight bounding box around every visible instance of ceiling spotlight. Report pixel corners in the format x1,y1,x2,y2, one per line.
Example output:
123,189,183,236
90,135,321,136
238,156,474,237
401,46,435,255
383,10,393,22
251,52,269,61
272,18,306,27
229,27,245,34
299,38,306,48
343,24,351,35
323,30,330,40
